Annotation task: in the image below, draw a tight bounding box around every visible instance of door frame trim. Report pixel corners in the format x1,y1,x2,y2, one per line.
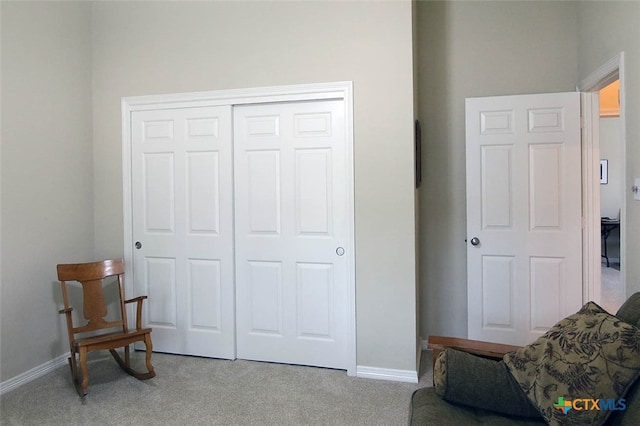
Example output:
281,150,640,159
121,81,357,376
579,92,601,304
577,52,626,305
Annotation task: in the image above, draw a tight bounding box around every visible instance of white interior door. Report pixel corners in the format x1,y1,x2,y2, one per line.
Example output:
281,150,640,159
131,106,235,359
466,92,583,346
234,100,349,369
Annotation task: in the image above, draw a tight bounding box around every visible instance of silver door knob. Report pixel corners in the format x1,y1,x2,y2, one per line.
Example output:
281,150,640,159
336,247,345,256
135,241,142,249
470,237,480,246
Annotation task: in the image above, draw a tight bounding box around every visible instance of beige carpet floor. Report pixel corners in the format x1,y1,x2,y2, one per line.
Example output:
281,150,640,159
1,351,433,426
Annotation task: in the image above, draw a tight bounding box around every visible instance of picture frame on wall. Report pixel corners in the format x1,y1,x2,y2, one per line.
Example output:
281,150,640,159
600,159,608,184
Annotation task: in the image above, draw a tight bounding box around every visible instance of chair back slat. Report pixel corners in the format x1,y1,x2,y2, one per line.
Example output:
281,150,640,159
81,279,109,321
57,259,127,337
57,259,124,282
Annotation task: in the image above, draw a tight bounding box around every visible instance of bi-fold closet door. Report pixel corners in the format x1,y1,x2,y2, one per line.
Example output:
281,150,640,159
130,99,349,369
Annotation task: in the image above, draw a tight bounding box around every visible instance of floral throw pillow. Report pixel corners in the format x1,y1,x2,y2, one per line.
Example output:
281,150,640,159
433,350,447,398
504,302,640,425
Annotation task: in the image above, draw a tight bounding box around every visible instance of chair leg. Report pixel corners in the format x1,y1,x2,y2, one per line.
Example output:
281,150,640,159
68,351,85,397
125,344,130,367
144,333,155,377
68,353,78,382
77,347,89,396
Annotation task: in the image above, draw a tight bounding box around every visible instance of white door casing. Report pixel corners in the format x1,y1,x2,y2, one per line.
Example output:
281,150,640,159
234,100,349,369
580,92,601,305
466,92,583,346
130,106,235,359
578,52,626,306
122,82,356,374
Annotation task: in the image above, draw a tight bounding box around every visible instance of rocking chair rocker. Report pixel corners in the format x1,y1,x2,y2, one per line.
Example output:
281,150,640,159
57,258,155,396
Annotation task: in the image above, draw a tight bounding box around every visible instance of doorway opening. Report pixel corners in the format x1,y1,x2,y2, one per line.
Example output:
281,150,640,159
578,53,626,312
598,79,624,313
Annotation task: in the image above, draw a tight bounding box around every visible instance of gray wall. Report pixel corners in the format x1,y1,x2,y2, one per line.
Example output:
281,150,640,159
416,0,579,339
1,1,418,383
577,1,640,298
600,117,622,260
1,1,94,381
91,0,417,372
600,117,622,220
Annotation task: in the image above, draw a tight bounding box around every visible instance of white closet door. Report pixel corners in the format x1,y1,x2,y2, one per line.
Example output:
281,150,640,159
234,100,349,369
131,106,235,359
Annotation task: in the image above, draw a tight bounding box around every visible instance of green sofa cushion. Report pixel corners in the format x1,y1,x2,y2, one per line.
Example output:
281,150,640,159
410,387,545,425
616,292,640,328
504,302,640,425
433,348,541,418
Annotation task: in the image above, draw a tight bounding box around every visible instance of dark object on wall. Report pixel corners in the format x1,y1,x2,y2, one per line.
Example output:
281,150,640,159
415,119,422,188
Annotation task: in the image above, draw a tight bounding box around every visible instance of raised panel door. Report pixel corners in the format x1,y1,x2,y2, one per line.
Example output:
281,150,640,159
234,100,349,369
466,92,582,345
131,106,235,359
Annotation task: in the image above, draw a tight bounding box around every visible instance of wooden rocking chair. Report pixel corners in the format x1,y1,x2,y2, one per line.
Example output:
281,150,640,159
57,258,155,396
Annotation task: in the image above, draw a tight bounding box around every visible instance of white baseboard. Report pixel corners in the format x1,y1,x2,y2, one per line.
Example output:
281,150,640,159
0,352,69,396
356,365,418,383
4,353,423,391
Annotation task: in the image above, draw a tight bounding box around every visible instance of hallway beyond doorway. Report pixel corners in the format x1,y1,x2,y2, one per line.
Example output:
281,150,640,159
601,260,623,314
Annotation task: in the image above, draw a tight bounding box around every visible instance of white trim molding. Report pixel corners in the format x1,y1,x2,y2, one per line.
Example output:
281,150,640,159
356,365,418,384
580,92,602,305
0,353,69,396
577,53,626,304
577,53,623,92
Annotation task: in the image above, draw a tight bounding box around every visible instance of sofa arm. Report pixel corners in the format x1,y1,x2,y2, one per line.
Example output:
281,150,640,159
428,336,522,373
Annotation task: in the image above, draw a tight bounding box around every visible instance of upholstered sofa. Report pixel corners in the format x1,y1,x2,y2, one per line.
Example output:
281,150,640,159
410,294,640,425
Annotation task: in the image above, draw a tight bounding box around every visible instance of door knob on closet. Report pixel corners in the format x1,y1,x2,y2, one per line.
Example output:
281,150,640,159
336,247,345,256
135,241,142,249
470,237,480,246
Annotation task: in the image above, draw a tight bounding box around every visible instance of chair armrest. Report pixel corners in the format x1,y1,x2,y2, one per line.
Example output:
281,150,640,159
428,335,522,359
124,296,148,330
124,295,148,304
